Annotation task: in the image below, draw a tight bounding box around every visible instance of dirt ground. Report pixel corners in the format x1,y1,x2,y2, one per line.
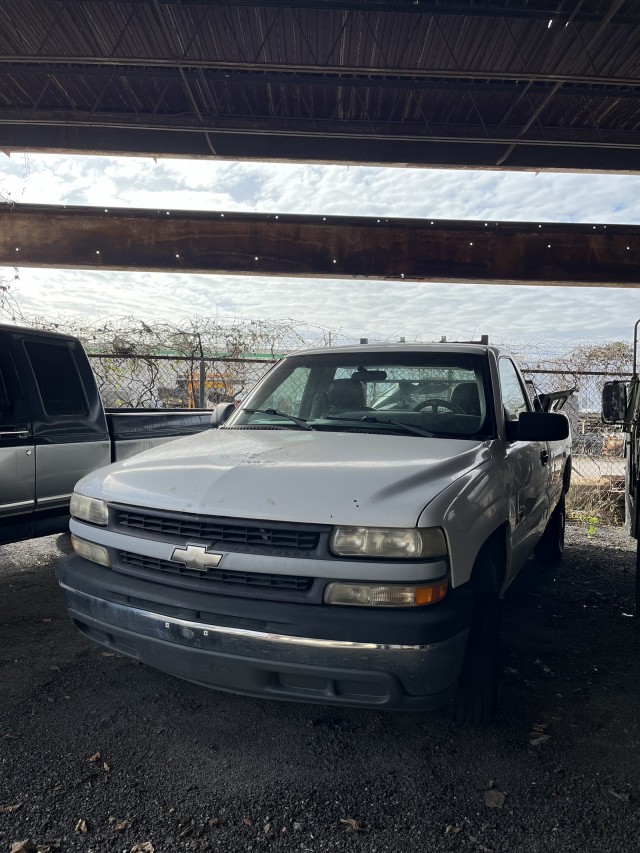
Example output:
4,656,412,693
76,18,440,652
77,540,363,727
1,524,639,853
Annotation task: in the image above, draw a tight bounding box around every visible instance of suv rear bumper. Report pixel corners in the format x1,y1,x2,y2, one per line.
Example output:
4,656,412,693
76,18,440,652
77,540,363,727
56,555,472,710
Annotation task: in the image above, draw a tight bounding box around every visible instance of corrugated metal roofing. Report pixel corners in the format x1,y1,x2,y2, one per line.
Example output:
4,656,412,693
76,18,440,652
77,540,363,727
0,0,638,170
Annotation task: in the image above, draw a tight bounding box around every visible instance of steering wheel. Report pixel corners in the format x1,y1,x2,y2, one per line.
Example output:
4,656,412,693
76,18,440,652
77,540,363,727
413,398,464,413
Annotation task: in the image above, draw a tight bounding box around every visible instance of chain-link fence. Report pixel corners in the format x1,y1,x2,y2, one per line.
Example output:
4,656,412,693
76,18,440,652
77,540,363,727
523,369,628,523
88,354,628,523
88,353,275,409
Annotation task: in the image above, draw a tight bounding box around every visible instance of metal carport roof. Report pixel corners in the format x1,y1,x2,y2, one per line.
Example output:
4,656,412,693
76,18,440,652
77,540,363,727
1,0,639,172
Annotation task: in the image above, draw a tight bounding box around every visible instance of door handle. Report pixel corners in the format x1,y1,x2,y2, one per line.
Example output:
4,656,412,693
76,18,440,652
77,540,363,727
540,449,549,465
0,430,29,439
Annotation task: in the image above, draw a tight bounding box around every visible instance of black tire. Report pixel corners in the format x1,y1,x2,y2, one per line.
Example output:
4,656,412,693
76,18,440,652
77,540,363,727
453,650,501,726
452,552,502,726
534,495,565,569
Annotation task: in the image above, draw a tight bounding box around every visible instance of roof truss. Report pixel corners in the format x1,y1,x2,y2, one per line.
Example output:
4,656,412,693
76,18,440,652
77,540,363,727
0,0,638,171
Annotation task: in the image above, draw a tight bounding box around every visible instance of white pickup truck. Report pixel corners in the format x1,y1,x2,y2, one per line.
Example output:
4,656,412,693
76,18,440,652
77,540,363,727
56,342,570,724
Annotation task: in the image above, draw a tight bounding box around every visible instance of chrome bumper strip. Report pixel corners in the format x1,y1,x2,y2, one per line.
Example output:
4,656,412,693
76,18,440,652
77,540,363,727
60,583,434,651
59,584,469,696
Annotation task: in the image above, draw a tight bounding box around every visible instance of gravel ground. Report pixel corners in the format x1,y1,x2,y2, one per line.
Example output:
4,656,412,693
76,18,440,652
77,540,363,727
1,524,639,853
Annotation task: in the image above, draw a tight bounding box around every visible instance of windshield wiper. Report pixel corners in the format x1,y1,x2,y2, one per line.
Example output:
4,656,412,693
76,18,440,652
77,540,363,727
324,415,435,437
241,408,315,430
362,416,436,437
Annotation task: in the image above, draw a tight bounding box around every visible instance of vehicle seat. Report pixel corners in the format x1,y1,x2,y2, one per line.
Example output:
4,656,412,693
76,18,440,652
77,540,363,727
450,382,481,416
328,379,366,410
310,391,329,418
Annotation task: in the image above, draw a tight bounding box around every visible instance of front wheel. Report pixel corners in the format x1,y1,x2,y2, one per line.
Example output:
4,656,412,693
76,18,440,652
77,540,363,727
452,553,502,726
534,495,565,569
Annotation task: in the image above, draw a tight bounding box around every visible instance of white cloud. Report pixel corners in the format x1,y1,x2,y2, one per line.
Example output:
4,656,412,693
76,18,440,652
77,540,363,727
2,152,640,345
13,268,638,348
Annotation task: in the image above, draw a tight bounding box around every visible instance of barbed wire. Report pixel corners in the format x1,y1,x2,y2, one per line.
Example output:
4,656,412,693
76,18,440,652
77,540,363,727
7,311,633,375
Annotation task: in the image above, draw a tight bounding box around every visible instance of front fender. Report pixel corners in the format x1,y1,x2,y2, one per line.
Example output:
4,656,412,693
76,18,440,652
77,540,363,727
417,460,510,588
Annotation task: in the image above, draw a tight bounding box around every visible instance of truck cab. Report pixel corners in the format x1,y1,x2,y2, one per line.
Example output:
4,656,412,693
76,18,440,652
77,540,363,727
0,324,213,545
1,325,112,543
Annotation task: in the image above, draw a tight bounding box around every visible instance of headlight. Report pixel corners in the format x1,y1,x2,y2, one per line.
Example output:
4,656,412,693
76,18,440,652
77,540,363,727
325,579,448,607
71,534,111,568
70,493,109,526
329,526,447,559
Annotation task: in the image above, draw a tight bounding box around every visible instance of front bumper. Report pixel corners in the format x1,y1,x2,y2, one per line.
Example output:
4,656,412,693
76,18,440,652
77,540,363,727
56,555,472,710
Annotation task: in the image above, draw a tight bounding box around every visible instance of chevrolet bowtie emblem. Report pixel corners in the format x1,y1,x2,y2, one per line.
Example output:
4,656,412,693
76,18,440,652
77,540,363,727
171,544,223,571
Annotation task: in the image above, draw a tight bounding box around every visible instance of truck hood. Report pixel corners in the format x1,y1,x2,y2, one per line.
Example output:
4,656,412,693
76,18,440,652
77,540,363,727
77,428,492,527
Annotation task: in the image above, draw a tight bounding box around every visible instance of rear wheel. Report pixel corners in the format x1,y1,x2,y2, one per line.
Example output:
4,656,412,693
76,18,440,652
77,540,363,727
534,495,565,569
452,552,502,726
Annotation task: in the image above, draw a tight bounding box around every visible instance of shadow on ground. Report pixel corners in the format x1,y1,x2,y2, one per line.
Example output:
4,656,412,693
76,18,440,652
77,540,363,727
1,525,639,853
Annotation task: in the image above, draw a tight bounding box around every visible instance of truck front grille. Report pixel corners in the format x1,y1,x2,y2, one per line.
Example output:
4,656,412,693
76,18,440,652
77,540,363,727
118,551,313,591
115,508,320,551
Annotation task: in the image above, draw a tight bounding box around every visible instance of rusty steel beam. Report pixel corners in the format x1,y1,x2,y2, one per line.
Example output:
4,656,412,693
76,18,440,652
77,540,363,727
0,203,639,287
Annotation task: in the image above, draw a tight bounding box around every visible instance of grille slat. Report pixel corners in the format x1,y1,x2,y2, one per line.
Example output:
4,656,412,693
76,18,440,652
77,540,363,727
116,509,319,551
118,551,312,591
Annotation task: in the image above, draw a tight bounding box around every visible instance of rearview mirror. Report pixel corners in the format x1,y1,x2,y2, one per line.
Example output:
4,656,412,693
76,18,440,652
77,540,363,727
351,369,388,382
509,411,570,442
602,381,627,424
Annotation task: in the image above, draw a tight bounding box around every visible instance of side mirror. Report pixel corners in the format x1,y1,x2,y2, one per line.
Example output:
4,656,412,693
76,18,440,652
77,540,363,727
602,381,627,424
508,411,570,442
210,402,235,427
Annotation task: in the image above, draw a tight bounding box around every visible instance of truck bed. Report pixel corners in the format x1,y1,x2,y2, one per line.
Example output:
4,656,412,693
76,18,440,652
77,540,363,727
106,408,213,462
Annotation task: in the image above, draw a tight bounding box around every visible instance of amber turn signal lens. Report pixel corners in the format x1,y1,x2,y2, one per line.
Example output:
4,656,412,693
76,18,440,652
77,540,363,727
413,580,449,606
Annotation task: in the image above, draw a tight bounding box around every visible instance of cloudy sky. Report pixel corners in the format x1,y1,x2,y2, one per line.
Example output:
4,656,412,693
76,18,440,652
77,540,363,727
1,151,639,348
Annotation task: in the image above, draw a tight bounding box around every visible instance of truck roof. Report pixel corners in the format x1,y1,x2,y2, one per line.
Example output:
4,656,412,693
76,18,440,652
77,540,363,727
0,323,80,342
286,342,506,358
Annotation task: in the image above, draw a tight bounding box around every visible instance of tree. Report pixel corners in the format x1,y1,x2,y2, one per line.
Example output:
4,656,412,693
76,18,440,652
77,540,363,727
0,267,23,323
17,313,329,408
563,341,633,375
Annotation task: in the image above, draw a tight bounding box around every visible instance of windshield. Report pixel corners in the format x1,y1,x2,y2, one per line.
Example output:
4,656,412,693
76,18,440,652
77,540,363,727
227,351,492,438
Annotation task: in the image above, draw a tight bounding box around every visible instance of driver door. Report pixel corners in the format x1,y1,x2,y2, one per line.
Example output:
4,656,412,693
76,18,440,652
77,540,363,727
499,358,550,579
